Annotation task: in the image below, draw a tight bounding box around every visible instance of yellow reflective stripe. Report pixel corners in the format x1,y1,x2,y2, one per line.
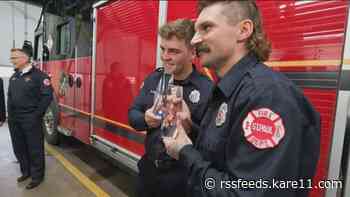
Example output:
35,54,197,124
58,104,137,132
45,144,111,197
93,114,136,132
265,60,341,67
59,103,91,116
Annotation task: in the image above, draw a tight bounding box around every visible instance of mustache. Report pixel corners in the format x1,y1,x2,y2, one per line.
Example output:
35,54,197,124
195,44,210,57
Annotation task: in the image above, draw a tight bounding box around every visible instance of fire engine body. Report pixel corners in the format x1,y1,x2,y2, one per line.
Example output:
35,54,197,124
34,1,350,196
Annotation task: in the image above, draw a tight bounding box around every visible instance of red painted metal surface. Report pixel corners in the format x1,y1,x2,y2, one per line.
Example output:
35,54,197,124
94,0,159,156
94,128,144,156
167,0,217,78
167,0,197,21
43,59,76,138
272,66,339,72
303,88,337,197
169,0,348,70
75,57,92,144
43,57,92,144
257,0,347,63
256,1,347,197
76,57,92,113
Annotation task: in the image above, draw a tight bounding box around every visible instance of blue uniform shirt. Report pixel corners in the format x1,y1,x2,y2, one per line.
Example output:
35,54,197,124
179,53,321,197
8,66,53,120
0,78,5,122
128,66,213,162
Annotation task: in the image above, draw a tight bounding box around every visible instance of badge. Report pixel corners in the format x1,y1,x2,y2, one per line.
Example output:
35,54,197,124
242,108,285,149
215,102,228,127
189,89,200,104
43,78,51,86
24,77,31,82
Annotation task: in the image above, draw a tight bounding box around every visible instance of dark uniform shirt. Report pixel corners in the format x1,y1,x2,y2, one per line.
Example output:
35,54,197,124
179,53,320,197
129,66,213,162
0,78,5,122
8,66,53,120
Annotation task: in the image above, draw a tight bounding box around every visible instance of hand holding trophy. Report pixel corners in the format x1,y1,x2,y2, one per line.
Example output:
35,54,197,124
145,105,162,128
162,84,183,137
151,73,171,120
150,72,185,138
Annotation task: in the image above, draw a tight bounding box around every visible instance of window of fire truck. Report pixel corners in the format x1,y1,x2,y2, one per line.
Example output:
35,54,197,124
34,33,43,61
57,22,71,56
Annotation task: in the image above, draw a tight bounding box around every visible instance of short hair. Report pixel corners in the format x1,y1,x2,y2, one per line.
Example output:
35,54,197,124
10,48,23,53
158,18,195,47
10,48,30,58
198,0,271,62
22,40,33,57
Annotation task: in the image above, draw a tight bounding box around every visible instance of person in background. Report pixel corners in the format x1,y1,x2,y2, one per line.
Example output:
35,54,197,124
8,40,53,189
0,77,5,126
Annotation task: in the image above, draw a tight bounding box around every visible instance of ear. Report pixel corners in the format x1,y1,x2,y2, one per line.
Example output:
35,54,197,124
237,19,254,41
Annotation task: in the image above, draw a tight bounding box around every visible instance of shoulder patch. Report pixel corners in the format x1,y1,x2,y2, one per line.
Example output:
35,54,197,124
43,78,51,86
242,108,285,149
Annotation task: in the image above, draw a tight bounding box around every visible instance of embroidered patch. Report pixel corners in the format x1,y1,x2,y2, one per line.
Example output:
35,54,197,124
242,108,285,149
215,102,228,127
43,78,51,86
189,89,200,104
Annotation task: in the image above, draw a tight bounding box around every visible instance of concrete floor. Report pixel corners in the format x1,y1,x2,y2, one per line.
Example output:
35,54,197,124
0,122,136,197
52,135,136,197
0,122,95,197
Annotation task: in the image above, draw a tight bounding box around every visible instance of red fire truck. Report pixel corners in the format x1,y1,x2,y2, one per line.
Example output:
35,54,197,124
33,0,350,196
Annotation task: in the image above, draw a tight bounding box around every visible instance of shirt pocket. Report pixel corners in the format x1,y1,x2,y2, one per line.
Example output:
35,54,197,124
24,79,39,97
200,127,227,164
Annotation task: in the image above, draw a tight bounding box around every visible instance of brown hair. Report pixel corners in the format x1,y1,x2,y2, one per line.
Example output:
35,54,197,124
159,18,195,48
10,48,30,64
198,0,271,61
10,48,23,52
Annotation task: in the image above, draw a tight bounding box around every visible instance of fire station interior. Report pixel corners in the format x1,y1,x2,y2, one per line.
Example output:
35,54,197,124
1,0,350,197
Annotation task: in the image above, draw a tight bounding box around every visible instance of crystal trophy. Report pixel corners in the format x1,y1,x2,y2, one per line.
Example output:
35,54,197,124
152,73,172,119
162,84,183,137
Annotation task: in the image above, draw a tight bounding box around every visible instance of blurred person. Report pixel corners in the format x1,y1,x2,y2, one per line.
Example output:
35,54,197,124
0,77,5,125
8,40,53,189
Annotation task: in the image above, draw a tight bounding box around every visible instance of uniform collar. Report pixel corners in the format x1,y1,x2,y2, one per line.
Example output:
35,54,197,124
217,53,258,98
20,64,33,76
173,65,201,87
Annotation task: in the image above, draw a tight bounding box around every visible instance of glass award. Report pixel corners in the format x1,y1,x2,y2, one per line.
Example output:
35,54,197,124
152,73,172,119
161,84,183,137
